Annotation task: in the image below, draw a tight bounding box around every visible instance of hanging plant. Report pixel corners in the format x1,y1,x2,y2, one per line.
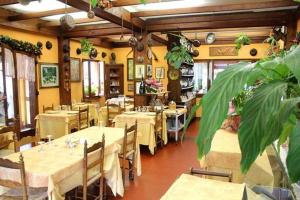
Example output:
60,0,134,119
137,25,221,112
164,44,193,69
235,33,251,50
90,0,146,8
0,35,42,56
80,38,93,54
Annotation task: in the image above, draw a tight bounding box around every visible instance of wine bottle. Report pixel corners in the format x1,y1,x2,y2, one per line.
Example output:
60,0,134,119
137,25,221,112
139,75,146,94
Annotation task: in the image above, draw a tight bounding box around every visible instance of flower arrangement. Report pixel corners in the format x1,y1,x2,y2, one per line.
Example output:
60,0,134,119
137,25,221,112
145,78,163,93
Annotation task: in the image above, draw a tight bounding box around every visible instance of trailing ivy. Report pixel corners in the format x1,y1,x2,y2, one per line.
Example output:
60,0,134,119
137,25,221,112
0,35,42,56
164,45,193,69
80,38,93,55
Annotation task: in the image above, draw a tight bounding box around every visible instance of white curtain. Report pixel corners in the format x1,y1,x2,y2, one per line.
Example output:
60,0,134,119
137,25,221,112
4,48,15,78
16,53,35,82
193,62,208,92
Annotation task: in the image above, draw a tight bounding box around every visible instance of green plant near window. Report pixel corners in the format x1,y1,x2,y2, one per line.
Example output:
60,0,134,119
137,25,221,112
235,33,251,50
80,39,93,54
164,45,193,69
90,0,146,8
195,44,300,183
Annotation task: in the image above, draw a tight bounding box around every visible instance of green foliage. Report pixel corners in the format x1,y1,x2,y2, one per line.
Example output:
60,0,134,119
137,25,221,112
90,0,146,8
232,89,253,115
164,45,193,69
235,33,251,50
80,39,93,54
197,45,300,183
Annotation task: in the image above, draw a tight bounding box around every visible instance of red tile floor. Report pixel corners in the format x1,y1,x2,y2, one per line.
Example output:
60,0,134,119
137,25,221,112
112,119,200,200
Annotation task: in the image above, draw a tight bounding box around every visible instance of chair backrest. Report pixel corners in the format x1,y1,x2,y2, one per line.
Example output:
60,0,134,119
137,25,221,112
78,106,89,130
83,135,105,200
13,133,40,152
43,104,54,113
106,102,121,125
190,167,233,182
0,118,19,149
122,121,138,157
0,153,28,200
155,109,163,132
124,98,134,111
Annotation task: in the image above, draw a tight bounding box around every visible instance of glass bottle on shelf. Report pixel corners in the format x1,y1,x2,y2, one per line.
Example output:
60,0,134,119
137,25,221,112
139,75,146,94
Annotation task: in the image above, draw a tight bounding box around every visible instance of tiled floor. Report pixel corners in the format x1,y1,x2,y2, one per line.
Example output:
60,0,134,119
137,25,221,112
112,118,200,200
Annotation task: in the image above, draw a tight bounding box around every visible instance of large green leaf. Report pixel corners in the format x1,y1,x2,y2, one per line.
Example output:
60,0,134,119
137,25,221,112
284,46,300,82
198,62,257,159
182,101,202,142
239,81,287,173
287,120,300,183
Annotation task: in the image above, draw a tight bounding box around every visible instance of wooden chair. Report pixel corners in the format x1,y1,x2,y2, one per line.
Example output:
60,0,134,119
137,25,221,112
124,98,134,111
154,109,164,152
42,104,54,113
78,106,89,130
106,103,122,127
0,118,19,157
190,167,233,182
13,133,40,152
119,121,138,186
77,135,105,200
0,153,47,200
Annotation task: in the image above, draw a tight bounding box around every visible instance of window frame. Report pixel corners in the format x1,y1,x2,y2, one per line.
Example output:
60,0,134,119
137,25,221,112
82,59,105,99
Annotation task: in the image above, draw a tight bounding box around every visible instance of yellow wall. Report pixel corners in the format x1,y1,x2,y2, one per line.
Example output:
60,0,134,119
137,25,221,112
69,40,112,106
0,26,59,114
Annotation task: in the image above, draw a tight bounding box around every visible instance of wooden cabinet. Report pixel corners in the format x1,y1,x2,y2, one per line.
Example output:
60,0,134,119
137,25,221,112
104,64,124,98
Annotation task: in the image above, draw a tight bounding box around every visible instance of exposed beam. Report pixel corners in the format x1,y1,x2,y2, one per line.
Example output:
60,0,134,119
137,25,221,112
8,7,80,21
151,34,167,45
0,0,37,6
112,0,160,7
0,22,58,36
57,0,144,31
38,18,104,28
67,23,120,32
133,1,298,17
71,38,112,48
63,27,132,38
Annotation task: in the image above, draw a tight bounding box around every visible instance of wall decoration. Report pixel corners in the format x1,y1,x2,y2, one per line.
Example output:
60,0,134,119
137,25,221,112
36,41,43,49
209,46,238,56
155,67,165,79
128,84,134,92
147,65,152,77
102,52,107,58
89,48,98,59
136,82,141,94
0,35,42,56
40,63,59,88
250,48,258,56
46,41,52,50
135,64,145,79
168,69,180,80
127,58,134,81
70,58,81,82
205,32,216,44
76,48,81,55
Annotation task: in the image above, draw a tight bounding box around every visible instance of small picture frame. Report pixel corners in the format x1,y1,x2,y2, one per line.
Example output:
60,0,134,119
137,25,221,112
39,63,59,88
136,82,141,94
127,58,134,81
70,57,81,82
155,67,165,79
128,84,134,92
146,64,152,77
135,64,145,79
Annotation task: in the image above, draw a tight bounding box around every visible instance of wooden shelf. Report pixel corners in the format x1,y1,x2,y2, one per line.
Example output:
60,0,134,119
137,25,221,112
181,74,194,77
181,86,194,90
105,64,124,98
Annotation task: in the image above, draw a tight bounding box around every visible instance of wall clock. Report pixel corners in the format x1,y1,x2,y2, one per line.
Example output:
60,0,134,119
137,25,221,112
205,32,216,44
168,69,180,80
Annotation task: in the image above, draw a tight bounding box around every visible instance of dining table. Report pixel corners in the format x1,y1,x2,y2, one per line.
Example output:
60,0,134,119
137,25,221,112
113,111,167,155
160,173,258,200
199,129,274,186
99,104,134,127
0,126,141,200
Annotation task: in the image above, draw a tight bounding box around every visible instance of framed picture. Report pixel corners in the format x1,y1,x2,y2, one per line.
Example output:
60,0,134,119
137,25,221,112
39,63,59,88
155,67,165,79
136,82,141,94
147,65,152,77
128,84,134,92
127,58,134,81
135,64,145,79
70,58,81,82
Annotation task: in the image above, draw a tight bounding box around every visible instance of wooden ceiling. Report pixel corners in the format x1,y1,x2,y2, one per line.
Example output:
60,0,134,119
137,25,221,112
0,0,298,48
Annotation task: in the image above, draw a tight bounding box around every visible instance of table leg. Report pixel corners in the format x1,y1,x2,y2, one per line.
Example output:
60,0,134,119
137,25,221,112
175,115,178,142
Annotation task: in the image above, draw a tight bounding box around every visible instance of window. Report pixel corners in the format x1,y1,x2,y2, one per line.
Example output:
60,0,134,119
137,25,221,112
83,60,104,98
193,62,209,94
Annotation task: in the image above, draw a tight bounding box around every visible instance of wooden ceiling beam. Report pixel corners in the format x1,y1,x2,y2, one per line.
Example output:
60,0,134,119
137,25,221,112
67,23,120,32
133,1,298,17
112,0,160,7
151,34,167,45
8,7,80,21
63,27,132,38
38,18,105,28
0,0,37,6
57,0,144,32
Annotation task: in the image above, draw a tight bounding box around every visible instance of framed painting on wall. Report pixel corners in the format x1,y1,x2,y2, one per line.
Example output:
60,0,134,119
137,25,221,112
155,67,165,79
135,64,145,79
39,63,59,88
127,58,134,81
70,57,81,82
128,84,134,92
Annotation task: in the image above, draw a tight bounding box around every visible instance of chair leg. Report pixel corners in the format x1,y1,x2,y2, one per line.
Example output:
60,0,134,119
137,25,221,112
122,157,126,186
99,176,104,200
129,157,135,181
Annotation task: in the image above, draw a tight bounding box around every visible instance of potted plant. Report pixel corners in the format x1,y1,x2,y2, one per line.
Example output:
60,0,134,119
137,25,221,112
235,33,251,50
164,44,193,69
195,44,300,183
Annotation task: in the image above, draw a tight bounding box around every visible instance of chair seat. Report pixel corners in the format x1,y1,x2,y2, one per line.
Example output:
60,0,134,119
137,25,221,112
0,149,14,158
1,187,48,200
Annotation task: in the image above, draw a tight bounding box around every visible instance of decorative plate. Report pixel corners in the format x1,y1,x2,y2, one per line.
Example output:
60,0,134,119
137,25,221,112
168,69,180,80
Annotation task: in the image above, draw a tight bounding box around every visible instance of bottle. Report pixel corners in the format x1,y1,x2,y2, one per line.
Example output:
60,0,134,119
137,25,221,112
139,75,146,94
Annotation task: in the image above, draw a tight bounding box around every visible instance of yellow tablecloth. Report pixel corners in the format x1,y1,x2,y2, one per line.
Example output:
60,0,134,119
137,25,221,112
35,110,79,139
114,112,167,155
161,174,247,200
199,129,274,186
72,103,98,124
99,105,134,127
0,127,127,200
163,108,187,116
